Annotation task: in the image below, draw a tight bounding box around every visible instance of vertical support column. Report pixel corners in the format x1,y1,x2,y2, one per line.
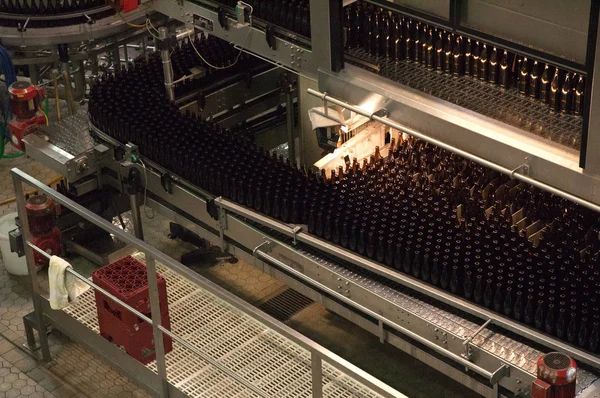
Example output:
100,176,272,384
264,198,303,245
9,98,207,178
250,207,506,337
29,64,38,85
298,75,321,167
142,37,149,62
285,85,296,164
311,351,323,398
90,54,99,76
145,255,170,398
129,193,144,240
11,173,52,363
309,0,344,73
159,27,175,102
123,44,129,66
582,1,600,170
72,60,86,102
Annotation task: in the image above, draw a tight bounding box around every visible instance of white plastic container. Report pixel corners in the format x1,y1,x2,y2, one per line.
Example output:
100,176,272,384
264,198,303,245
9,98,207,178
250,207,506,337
0,213,28,275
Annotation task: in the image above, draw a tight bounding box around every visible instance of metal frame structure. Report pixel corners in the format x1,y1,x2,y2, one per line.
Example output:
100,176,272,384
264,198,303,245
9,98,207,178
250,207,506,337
12,167,404,398
84,126,598,397
150,0,600,208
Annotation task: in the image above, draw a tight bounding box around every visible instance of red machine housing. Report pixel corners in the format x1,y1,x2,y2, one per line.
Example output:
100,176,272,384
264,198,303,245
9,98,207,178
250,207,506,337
8,81,46,151
25,195,61,266
106,0,138,14
92,256,172,364
532,353,577,398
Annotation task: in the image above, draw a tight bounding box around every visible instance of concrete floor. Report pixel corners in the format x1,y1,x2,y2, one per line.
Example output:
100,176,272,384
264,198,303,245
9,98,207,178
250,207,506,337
0,148,481,397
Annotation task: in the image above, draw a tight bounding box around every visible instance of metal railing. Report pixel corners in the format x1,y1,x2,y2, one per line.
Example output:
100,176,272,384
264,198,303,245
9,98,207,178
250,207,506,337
12,168,405,398
252,243,510,386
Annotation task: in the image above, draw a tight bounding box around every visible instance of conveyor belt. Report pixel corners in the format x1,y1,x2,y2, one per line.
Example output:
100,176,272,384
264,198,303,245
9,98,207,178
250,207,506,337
294,249,599,395
346,48,583,151
63,254,391,398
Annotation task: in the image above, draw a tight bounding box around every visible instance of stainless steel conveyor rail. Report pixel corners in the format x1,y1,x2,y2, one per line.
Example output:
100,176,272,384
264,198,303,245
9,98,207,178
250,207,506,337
12,168,405,398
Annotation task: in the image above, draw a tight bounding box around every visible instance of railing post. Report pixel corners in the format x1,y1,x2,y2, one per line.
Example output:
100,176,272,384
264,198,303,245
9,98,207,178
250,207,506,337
146,254,170,397
11,173,52,362
311,351,323,398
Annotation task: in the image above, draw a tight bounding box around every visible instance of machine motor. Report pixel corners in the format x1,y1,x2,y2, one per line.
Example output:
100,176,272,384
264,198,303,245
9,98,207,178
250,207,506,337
25,195,61,266
532,352,577,398
8,81,46,151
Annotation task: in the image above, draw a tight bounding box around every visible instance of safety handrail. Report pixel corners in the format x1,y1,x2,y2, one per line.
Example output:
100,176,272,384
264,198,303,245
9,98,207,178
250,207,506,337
12,167,405,398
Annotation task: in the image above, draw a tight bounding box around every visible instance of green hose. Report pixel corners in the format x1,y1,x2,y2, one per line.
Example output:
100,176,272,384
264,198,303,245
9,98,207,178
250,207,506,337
0,126,25,159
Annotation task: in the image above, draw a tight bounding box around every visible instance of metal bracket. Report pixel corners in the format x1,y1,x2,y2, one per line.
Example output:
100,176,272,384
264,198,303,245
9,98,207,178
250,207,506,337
252,239,272,256
217,7,228,30
510,157,530,179
374,108,389,118
462,318,492,360
17,17,29,48
218,205,227,250
490,363,510,385
84,13,95,43
265,25,276,50
124,143,139,163
206,199,219,220
160,172,173,194
291,225,302,245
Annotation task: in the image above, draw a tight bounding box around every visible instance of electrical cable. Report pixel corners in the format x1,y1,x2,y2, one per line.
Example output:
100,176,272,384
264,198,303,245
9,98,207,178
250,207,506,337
137,158,154,219
38,107,48,125
110,196,126,230
118,11,146,28
146,18,160,35
146,19,161,40
189,28,252,70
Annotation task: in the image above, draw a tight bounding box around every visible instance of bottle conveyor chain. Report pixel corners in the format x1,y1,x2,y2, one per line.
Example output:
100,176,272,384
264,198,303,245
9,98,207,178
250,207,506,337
89,123,600,398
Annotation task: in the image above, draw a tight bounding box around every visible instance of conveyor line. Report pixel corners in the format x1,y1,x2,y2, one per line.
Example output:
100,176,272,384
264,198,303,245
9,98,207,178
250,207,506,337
293,248,600,395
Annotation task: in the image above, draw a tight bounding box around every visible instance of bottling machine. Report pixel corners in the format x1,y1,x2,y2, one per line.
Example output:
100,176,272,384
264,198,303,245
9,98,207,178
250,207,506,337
4,0,600,397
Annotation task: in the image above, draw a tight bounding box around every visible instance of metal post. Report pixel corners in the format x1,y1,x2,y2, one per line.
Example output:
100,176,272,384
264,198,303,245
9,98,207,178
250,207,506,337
72,60,86,102
11,174,52,363
285,86,296,164
309,0,344,72
111,47,120,71
311,351,323,398
159,27,175,101
141,36,149,62
123,44,129,66
145,255,170,397
129,193,144,240
29,64,38,85
90,54,99,76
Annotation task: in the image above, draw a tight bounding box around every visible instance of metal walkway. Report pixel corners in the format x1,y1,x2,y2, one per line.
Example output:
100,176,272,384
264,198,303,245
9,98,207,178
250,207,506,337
63,253,387,398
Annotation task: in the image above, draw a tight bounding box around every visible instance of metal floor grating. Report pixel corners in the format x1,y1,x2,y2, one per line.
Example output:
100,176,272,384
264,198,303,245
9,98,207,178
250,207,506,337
62,253,388,398
295,250,600,394
258,289,314,322
347,48,583,151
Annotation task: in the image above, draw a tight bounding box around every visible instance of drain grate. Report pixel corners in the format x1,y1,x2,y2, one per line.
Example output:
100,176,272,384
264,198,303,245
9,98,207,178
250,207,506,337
258,288,314,322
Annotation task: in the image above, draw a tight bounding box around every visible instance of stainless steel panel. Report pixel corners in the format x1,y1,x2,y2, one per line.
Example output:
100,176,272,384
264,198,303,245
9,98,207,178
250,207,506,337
150,0,317,77
23,134,96,181
0,7,149,48
461,0,589,64
177,67,289,119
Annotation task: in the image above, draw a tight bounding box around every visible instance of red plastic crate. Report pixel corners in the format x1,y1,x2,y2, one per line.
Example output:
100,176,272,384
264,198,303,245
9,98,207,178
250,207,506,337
98,308,173,364
92,256,169,328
